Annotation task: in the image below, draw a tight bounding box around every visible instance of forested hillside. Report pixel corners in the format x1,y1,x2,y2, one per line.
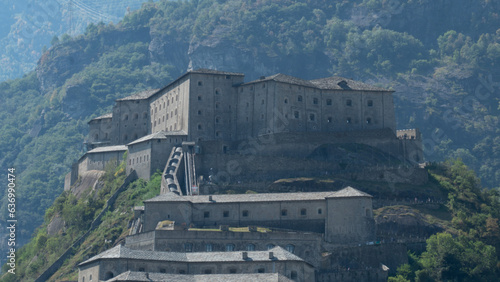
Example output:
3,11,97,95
0,0,499,275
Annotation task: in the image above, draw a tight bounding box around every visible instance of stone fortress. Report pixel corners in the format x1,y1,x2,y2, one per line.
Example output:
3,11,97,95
71,69,423,281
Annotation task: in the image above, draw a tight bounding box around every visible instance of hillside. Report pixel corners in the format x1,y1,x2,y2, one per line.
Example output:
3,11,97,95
0,0,150,81
0,0,499,274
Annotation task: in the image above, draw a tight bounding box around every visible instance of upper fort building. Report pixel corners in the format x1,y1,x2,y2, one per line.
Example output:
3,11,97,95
67,69,423,189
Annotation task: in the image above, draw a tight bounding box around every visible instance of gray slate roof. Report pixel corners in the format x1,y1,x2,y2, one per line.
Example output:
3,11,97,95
145,186,371,204
189,68,245,76
127,130,188,146
107,271,292,282
117,89,160,101
89,113,112,122
243,73,390,92
87,145,128,154
80,245,305,266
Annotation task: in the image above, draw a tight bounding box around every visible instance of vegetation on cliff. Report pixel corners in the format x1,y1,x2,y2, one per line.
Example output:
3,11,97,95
0,160,161,281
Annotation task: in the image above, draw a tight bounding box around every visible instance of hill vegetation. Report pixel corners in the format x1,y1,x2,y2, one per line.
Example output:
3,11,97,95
0,0,499,277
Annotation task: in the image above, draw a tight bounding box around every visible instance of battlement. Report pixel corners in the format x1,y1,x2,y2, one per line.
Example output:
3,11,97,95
397,129,421,140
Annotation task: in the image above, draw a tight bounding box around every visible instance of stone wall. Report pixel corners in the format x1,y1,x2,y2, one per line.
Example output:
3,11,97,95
126,229,323,267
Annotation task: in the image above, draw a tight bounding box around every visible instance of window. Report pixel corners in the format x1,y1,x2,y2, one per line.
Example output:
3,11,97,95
327,117,333,123
89,275,93,281
298,95,303,102
242,210,249,217
247,244,255,251
198,81,203,86
139,267,145,272
367,100,373,107
198,110,202,115
286,244,295,253
309,114,315,121
206,244,213,252
179,270,186,274
198,96,202,101
262,83,266,88
184,243,193,252
313,97,318,104
346,99,352,106
326,99,332,105
82,277,85,282
215,117,220,123
284,98,288,104
229,268,237,274
258,268,265,273
291,271,298,279
124,114,129,121
281,209,288,216
366,118,372,124
204,269,212,274
294,111,299,119
215,89,220,95
216,102,219,109
261,99,265,105
267,244,275,250
223,211,229,217
134,113,138,120
346,117,351,124
198,124,202,130
160,269,166,273
318,208,322,214
226,244,235,251
204,211,210,218
300,208,307,216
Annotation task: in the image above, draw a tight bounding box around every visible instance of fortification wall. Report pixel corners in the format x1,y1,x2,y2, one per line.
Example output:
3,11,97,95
126,229,323,267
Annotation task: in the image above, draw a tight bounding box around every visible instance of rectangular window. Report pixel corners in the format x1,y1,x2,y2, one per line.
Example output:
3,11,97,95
204,211,210,218
223,211,229,217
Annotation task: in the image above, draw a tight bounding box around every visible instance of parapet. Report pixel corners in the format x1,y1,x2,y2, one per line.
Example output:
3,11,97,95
396,129,421,140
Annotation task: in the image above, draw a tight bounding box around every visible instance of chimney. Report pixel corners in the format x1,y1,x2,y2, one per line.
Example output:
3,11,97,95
209,195,213,201
269,252,274,259
242,252,248,260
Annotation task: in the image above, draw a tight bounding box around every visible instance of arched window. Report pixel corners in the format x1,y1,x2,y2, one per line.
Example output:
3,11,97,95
281,209,288,216
184,243,193,252
124,114,129,121
266,244,275,250
247,244,255,251
346,99,352,106
366,118,372,124
367,100,373,107
300,208,307,216
326,99,332,105
206,243,213,252
298,95,303,102
313,97,318,104
105,272,114,280
242,210,249,217
286,244,295,253
226,244,235,251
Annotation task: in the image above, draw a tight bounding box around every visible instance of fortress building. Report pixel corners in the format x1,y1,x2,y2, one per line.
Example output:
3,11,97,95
70,70,420,282
66,69,424,194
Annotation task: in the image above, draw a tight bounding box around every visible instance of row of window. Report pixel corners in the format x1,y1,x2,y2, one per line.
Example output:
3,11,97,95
129,154,149,166
183,243,295,253
284,97,374,107
202,208,322,218
123,112,148,121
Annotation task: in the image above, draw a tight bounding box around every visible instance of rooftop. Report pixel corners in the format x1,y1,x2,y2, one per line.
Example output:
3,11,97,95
117,89,160,101
89,113,112,122
243,73,390,92
127,130,188,146
145,186,371,203
107,271,292,282
86,145,128,154
188,68,245,76
79,245,306,266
